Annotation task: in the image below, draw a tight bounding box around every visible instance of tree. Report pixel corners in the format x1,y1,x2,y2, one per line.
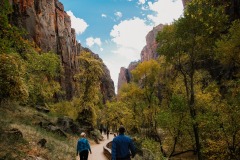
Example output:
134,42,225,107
212,19,240,159
74,51,104,127
0,0,28,55
131,59,161,131
156,0,228,159
117,82,145,132
25,51,61,104
0,53,28,102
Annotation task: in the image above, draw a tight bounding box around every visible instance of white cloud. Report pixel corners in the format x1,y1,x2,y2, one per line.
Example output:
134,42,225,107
66,11,88,35
112,47,140,61
138,0,146,5
110,17,152,53
101,14,107,18
109,17,152,88
146,0,183,25
114,12,123,18
100,48,104,52
86,37,102,47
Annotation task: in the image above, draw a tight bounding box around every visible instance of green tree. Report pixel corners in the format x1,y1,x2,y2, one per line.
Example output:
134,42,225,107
211,19,240,159
0,53,28,102
131,59,161,131
156,0,228,159
117,82,144,132
0,0,29,55
26,51,61,104
74,51,104,127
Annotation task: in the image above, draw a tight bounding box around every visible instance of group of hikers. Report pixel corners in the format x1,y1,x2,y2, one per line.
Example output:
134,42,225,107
99,127,110,139
76,126,136,160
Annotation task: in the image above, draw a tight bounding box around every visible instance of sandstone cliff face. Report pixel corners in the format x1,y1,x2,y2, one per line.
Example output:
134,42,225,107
117,24,164,91
117,67,130,93
117,61,139,93
9,0,115,101
140,24,164,62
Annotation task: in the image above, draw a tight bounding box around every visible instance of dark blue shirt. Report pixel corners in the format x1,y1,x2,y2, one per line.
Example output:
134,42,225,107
111,134,135,160
77,138,91,154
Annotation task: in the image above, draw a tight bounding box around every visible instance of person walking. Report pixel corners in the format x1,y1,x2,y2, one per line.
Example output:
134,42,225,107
107,129,110,139
76,132,92,160
111,126,136,160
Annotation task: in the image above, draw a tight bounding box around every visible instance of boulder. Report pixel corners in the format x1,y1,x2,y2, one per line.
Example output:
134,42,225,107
37,138,47,147
36,105,50,113
57,117,81,134
45,125,67,137
4,128,23,142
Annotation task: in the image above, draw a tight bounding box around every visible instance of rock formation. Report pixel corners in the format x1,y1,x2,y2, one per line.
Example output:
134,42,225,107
9,0,115,101
118,24,164,91
140,24,164,62
117,67,130,93
117,61,139,93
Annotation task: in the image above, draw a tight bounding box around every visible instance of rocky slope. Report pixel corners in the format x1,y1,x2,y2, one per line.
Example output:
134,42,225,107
9,0,115,101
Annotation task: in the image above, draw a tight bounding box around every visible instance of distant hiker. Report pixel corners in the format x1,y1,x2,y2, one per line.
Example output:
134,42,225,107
103,127,107,134
100,128,103,135
107,129,110,139
77,132,92,160
111,126,136,160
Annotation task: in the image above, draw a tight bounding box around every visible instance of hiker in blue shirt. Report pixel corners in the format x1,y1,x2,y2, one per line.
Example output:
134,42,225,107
112,126,136,160
77,132,92,160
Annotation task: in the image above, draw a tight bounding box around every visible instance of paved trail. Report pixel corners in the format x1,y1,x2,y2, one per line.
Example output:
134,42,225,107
76,134,114,160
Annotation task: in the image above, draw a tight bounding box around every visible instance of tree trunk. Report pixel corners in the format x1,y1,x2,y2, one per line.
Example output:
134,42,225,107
189,70,202,160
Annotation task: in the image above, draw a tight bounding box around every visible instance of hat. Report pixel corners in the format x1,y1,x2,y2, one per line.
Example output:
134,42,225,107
118,126,125,133
81,132,86,137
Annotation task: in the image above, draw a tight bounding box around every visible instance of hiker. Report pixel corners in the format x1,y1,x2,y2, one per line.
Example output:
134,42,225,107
111,126,136,160
76,132,92,160
107,129,110,139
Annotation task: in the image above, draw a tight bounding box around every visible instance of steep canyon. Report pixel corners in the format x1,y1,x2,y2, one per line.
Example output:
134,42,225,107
8,0,115,101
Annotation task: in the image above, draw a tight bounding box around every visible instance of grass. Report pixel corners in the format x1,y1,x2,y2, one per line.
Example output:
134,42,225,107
0,102,85,160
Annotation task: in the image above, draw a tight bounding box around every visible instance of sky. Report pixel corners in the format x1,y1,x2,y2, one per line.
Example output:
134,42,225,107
59,0,184,92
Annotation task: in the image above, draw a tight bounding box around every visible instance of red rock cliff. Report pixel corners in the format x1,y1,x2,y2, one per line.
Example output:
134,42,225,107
9,0,115,100
117,24,164,92
140,24,164,62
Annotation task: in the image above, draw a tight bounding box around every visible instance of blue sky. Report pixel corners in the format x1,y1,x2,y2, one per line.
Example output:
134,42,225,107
60,0,184,92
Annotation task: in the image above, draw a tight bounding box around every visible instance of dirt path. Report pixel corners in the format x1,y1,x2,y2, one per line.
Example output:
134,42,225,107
76,134,114,160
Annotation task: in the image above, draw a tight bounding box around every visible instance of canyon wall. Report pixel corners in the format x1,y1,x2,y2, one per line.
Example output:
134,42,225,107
117,24,164,92
9,0,115,101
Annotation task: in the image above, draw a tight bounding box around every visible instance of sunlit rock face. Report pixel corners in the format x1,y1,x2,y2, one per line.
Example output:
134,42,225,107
118,67,130,93
9,0,115,101
117,61,139,93
140,24,164,62
117,24,164,92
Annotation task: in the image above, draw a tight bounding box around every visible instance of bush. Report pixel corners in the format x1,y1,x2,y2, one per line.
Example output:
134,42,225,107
0,53,28,102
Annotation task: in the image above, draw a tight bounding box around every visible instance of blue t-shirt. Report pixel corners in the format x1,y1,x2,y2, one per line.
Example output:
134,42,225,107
77,138,91,153
111,134,135,160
